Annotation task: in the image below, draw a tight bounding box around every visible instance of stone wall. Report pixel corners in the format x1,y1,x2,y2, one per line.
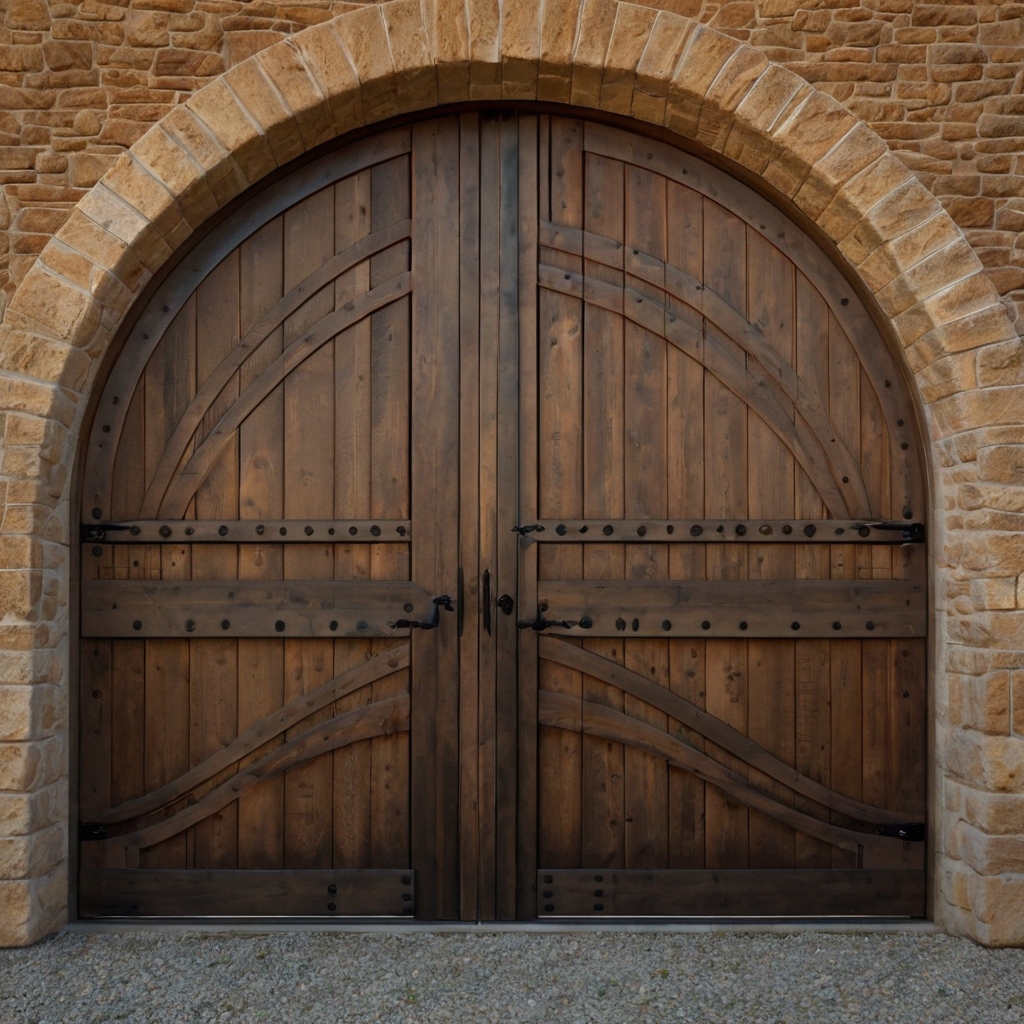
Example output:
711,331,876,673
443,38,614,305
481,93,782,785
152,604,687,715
2,0,1023,333
0,0,1023,947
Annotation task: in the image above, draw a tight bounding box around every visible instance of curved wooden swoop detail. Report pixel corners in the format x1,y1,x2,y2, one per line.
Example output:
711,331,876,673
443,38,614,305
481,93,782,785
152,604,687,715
100,693,410,863
539,637,918,826
539,256,867,519
139,220,412,519
538,689,908,867
91,644,410,826
157,272,412,519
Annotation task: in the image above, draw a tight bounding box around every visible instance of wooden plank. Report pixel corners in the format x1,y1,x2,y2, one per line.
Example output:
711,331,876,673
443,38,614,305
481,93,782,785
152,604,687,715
534,578,927,638
191,249,241,871
494,111,524,920
476,112,500,920
237,212,286,871
78,640,112,872
332,164,375,874
623,161,669,873
536,115,585,879
82,579,432,638
80,869,414,918
458,111,482,923
537,868,926,918
368,152,412,884
580,148,626,875
410,119,461,918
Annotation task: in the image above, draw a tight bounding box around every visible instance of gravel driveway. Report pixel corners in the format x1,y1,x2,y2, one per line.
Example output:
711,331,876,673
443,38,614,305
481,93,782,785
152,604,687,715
2,927,1023,1023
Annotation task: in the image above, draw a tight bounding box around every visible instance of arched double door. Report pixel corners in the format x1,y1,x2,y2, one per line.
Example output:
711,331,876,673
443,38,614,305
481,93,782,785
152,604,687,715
77,111,927,921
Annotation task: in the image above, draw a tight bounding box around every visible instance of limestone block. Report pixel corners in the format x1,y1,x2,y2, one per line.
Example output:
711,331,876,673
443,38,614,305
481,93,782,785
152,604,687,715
916,350,976,404
432,0,471,104
0,686,61,743
874,239,981,319
665,24,740,143
816,152,912,245
4,264,94,344
721,63,805,175
0,779,67,838
0,861,67,948
856,210,961,294
4,0,50,32
158,104,250,208
333,8,400,129
694,45,768,152
381,1,437,115
631,12,695,126
947,670,1011,733
221,58,304,168
945,728,1024,794
794,121,888,221
186,78,276,186
0,736,63,793
897,273,1006,354
255,41,335,152
599,3,658,116
468,0,501,101
67,152,116,189
500,0,542,100
0,822,64,878
292,22,364,140
571,0,619,110
539,0,585,104
55,209,143,300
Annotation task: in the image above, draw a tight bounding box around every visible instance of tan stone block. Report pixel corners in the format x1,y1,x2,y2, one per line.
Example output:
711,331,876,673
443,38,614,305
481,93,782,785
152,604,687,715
856,210,962,294
631,12,695,126
55,208,145,299
468,0,501,101
66,152,116,189
0,823,65,879
539,0,584,104
846,178,946,266
186,78,276,186
898,273,1004,356
599,3,658,116
954,821,1024,877
816,153,912,245
332,7,400,128
0,779,67,838
0,862,67,947
0,375,63,424
432,0,471,104
794,122,889,222
977,445,1024,487
917,350,976,403
569,0,618,109
221,58,303,169
5,265,93,345
100,153,185,246
720,63,804,175
158,104,249,208
125,9,169,47
256,40,335,151
978,339,1024,389
4,0,50,32
381,1,437,114
0,736,63,792
949,608,1024,650
500,0,541,100
665,24,739,143
694,45,767,152
950,669,1011,732
911,306,1017,381
291,21,363,137
961,788,1024,835
35,242,95,295
874,238,981,318
945,729,1024,795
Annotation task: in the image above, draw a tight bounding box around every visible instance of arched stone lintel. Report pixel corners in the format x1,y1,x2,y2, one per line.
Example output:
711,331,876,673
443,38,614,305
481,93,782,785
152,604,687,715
1,0,1022,947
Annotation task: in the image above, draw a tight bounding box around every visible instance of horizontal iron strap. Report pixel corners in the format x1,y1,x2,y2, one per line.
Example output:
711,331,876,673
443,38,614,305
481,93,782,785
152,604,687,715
537,579,926,638
525,520,924,543
81,580,431,638
81,519,411,544
78,869,415,918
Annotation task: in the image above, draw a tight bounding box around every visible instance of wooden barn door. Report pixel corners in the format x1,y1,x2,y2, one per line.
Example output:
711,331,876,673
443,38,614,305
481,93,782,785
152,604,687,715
78,111,927,921
78,122,461,919
507,118,928,919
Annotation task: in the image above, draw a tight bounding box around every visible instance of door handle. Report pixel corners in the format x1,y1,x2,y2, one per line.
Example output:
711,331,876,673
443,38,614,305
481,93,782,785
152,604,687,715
517,605,577,632
389,595,454,631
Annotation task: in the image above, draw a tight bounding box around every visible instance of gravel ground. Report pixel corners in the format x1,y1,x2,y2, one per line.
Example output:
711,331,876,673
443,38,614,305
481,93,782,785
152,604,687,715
2,929,1023,1023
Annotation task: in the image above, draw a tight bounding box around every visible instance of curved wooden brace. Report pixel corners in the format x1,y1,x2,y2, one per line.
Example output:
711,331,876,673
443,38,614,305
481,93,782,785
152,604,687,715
82,128,413,521
158,272,412,518
92,644,410,825
540,221,871,517
539,636,916,825
539,264,855,518
139,220,411,519
102,693,410,858
539,690,900,862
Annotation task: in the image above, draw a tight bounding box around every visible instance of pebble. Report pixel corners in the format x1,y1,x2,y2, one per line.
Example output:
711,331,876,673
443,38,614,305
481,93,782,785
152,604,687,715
2,930,1023,1022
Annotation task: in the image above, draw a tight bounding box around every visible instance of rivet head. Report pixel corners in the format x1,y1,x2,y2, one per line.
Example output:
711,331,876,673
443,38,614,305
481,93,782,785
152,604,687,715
662,620,672,631
579,616,593,629
690,524,703,537
329,621,338,631
256,525,265,535
833,621,842,630
221,619,230,630
185,527,194,536
305,526,314,536
739,621,747,631
701,621,711,630
275,620,285,632
791,622,800,631
544,904,555,912
637,525,647,537
218,525,228,536
782,524,793,535
404,603,414,613
759,524,772,536
185,620,196,632
555,524,567,536
327,902,337,912
370,525,381,537
327,884,337,895
803,524,816,537
357,620,369,631
349,526,358,536
866,621,875,631
159,525,172,538
735,524,747,536
92,546,103,557
616,618,626,631
279,527,287,536
603,524,614,536
132,620,142,631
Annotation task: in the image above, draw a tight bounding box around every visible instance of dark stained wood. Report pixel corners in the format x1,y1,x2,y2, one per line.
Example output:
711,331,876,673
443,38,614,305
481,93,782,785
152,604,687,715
537,869,926,918
524,520,920,544
90,520,411,543
80,869,414,918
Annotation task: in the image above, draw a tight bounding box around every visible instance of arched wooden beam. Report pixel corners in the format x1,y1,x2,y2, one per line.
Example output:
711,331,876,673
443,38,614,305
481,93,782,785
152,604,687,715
539,636,917,825
91,644,410,825
539,263,856,518
539,690,903,864
158,272,411,518
101,693,409,859
138,220,411,519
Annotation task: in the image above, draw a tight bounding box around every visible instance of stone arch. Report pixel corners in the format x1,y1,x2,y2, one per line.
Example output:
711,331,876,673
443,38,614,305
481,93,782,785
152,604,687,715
1,0,1021,946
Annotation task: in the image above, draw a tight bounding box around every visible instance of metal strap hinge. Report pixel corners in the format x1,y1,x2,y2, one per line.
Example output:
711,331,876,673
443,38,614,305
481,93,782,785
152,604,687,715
81,523,136,543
